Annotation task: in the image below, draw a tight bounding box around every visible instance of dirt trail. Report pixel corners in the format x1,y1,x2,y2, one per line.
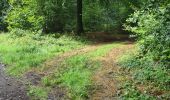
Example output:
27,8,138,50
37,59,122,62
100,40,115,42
90,43,134,100
41,44,104,75
26,44,103,84
0,63,29,100
0,42,134,100
25,44,104,100
0,44,102,100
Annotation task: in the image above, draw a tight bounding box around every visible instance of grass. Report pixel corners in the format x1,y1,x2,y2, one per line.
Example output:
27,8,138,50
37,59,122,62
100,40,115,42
0,32,86,76
118,50,170,99
0,30,124,99
40,43,122,100
28,86,49,100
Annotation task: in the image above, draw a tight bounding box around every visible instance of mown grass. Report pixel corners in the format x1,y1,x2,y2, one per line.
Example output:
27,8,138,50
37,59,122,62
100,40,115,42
118,51,170,99
40,43,122,100
0,31,86,76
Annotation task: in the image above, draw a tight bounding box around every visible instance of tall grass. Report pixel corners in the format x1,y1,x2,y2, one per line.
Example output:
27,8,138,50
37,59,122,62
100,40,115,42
0,32,85,76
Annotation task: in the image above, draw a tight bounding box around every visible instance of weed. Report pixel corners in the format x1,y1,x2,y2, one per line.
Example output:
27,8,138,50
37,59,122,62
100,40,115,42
118,51,170,99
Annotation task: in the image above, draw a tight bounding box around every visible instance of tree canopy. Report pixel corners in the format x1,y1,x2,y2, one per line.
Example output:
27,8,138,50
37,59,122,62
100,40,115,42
1,0,138,33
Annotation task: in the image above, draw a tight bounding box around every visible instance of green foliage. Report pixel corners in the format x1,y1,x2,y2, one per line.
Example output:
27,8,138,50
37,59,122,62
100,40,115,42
120,52,170,89
119,51,170,99
6,0,44,31
83,0,133,32
83,1,105,31
121,3,170,98
0,0,9,31
120,81,157,100
124,0,170,65
36,0,77,32
3,0,136,33
122,2,170,98
122,0,170,97
0,30,85,76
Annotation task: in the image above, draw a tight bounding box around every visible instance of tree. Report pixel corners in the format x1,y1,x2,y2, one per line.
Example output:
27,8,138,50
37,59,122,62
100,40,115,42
77,0,84,35
0,0,9,31
6,0,44,31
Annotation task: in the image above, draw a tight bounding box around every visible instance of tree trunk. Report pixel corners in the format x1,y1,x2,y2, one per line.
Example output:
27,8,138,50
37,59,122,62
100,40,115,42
77,0,83,35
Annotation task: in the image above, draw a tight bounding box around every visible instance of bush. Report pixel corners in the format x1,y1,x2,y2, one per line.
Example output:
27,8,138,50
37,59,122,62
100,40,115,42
6,0,44,31
124,1,170,66
121,3,170,98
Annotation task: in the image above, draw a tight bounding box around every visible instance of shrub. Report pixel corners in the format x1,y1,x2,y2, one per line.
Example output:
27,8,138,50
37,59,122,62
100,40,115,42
124,1,170,66
6,0,44,31
119,52,170,99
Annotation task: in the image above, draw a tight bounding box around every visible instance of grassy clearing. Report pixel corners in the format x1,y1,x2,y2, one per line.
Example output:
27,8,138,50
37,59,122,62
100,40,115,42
40,43,122,100
0,32,86,76
118,50,170,99
0,30,124,99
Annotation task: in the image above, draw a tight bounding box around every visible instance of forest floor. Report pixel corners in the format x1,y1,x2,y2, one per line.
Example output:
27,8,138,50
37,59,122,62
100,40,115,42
0,33,134,100
0,42,134,100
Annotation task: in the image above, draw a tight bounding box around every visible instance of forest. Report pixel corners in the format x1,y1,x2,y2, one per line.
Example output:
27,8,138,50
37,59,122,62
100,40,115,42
0,0,170,100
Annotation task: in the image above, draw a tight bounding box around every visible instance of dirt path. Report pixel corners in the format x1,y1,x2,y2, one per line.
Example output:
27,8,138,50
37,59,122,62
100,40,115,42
0,42,134,100
26,44,102,84
0,63,29,100
41,44,104,75
25,44,104,100
0,44,102,100
90,43,134,100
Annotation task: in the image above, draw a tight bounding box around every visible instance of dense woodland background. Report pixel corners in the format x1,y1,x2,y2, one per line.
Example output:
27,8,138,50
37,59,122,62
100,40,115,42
0,0,170,99
1,0,169,63
0,0,138,33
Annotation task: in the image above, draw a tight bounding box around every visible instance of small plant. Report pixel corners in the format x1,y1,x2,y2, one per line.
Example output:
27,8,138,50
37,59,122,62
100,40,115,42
120,81,156,100
118,51,170,99
28,86,48,100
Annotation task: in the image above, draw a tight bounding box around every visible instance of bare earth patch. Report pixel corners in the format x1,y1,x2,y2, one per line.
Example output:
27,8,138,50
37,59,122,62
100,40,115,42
0,63,29,100
90,42,134,100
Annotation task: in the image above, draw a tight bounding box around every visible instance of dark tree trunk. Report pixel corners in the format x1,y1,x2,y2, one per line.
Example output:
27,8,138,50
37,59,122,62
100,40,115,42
77,0,84,35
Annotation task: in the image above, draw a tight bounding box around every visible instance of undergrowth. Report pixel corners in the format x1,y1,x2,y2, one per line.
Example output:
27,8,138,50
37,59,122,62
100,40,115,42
118,51,170,99
0,30,86,76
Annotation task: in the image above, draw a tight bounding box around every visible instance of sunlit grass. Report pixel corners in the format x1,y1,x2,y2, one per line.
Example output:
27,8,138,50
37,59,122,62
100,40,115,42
0,32,125,99
41,43,122,99
0,33,85,76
